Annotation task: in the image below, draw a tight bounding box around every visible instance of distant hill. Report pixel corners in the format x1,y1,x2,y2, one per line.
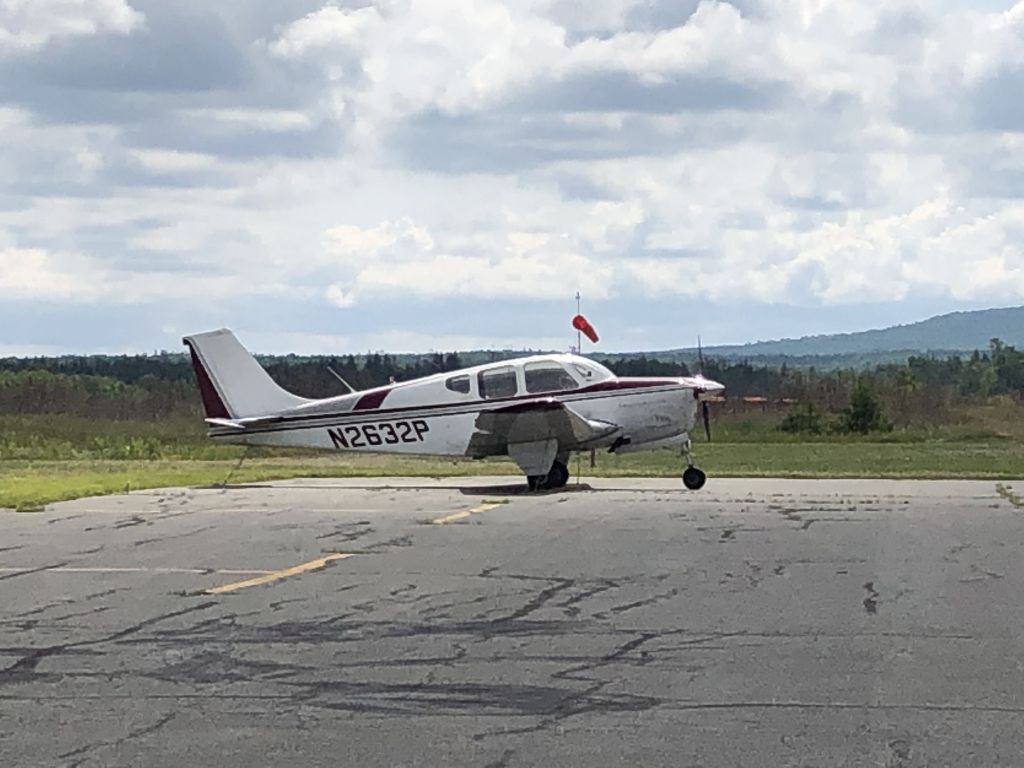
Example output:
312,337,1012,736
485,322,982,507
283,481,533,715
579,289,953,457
4,306,1021,374
649,305,1024,363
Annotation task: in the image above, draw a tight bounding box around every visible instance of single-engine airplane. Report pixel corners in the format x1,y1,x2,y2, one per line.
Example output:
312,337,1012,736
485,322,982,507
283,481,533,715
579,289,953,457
183,329,724,490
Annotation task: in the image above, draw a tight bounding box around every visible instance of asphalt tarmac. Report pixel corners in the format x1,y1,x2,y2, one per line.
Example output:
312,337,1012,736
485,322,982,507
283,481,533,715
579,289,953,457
2,476,1024,767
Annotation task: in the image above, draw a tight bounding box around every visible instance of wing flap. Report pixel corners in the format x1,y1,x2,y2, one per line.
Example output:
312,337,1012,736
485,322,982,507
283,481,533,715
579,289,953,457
471,398,621,454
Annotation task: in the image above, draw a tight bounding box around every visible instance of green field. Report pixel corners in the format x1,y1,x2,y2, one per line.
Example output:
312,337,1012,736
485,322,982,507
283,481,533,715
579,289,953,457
2,411,1023,511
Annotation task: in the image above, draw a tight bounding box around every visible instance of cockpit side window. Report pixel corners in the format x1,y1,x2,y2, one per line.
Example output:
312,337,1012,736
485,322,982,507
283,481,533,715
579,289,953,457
478,366,517,399
525,361,579,394
445,374,471,395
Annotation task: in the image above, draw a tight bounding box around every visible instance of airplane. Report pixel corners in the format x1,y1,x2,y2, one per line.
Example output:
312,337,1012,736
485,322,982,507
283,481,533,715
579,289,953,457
183,329,725,491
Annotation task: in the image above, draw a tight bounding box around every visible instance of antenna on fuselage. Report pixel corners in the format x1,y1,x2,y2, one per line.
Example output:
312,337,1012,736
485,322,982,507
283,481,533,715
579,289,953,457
326,365,357,394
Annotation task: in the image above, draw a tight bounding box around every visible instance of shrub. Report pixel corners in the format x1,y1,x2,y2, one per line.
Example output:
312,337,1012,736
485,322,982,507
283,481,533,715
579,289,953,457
835,379,892,434
779,402,824,434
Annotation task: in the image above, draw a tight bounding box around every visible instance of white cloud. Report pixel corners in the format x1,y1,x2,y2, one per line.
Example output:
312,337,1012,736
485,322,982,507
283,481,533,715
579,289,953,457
567,2,766,79
0,246,92,300
235,330,353,355
269,5,381,59
6,0,1024,353
177,108,315,132
325,284,356,308
350,250,610,300
129,149,217,173
323,218,435,263
228,328,573,355
127,222,209,253
320,216,617,306
0,230,299,305
269,0,567,129
0,0,143,50
361,330,573,353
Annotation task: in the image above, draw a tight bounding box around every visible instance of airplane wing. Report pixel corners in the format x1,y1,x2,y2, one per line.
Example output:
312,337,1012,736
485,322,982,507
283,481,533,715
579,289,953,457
467,399,621,460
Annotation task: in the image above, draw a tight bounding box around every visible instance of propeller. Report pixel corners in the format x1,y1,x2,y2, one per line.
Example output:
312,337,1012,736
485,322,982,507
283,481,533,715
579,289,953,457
697,336,712,442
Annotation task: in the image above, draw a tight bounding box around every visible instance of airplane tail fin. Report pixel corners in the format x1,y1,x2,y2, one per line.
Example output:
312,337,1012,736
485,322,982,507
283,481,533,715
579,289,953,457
182,329,310,419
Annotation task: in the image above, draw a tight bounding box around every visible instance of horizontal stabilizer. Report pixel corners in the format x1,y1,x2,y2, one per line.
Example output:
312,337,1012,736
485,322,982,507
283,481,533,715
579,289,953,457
204,415,285,431
204,418,246,430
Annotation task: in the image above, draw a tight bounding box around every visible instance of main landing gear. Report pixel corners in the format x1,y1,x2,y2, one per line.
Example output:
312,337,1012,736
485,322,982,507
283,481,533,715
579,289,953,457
527,460,570,491
681,439,707,490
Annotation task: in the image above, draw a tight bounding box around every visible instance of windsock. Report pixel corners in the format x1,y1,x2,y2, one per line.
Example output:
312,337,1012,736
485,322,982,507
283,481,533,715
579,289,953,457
572,314,599,343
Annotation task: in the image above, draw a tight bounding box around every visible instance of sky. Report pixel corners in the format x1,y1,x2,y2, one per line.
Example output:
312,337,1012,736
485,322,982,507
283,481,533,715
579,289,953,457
3,0,1024,356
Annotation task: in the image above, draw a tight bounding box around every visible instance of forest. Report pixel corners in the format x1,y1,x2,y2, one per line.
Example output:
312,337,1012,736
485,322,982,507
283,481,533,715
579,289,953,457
1,339,1023,431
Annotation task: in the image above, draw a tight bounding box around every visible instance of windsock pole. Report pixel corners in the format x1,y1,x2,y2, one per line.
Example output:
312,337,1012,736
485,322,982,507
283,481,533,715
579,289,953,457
575,291,581,353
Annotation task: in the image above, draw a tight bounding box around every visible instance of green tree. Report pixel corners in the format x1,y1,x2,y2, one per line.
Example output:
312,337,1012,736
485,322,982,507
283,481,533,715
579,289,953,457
990,338,1024,393
836,378,892,434
779,402,824,434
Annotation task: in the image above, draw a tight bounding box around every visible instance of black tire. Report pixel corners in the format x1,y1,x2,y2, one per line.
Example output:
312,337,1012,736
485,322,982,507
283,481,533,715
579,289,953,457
546,461,570,489
682,466,706,490
527,475,546,491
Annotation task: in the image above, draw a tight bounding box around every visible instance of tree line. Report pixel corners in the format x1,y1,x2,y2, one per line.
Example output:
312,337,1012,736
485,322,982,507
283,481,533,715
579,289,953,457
1,340,1022,428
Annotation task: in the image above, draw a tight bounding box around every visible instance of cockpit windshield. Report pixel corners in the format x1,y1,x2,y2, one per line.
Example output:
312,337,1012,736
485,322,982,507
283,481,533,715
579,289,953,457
525,361,578,394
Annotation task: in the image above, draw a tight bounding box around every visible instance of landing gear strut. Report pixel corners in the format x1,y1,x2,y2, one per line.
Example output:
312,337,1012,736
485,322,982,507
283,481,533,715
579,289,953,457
681,438,707,490
527,460,570,491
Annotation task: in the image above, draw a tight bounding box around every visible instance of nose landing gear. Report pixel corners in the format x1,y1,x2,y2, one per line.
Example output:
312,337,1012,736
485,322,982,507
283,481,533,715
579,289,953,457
681,438,707,490
682,465,707,490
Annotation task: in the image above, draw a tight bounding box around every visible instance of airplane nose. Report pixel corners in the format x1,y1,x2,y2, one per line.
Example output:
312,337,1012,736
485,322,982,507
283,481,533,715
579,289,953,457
682,374,725,398
699,377,725,396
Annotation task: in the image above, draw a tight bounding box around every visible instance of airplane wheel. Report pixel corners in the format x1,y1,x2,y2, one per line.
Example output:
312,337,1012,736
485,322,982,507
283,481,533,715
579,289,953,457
682,466,706,490
546,461,570,489
527,475,547,491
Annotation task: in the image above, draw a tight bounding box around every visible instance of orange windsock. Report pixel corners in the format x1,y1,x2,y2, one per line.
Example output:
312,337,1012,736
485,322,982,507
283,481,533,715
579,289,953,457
572,314,599,344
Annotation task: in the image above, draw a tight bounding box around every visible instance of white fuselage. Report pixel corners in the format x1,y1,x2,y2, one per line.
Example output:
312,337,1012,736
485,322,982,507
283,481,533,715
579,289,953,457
208,353,707,459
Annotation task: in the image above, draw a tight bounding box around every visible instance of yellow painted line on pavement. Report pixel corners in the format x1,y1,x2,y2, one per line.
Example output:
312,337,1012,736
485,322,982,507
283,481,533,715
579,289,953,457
204,553,352,595
431,510,472,525
431,500,506,525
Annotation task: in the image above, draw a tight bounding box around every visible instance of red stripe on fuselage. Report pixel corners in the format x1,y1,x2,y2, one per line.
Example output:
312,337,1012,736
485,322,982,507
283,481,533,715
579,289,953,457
354,388,391,410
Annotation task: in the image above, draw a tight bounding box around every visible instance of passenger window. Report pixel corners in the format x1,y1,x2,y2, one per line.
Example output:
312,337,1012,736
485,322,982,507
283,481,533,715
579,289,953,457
445,374,470,394
478,366,517,399
525,362,579,394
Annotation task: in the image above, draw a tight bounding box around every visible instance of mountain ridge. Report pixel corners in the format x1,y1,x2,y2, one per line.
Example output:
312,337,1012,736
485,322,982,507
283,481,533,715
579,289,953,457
659,305,1024,359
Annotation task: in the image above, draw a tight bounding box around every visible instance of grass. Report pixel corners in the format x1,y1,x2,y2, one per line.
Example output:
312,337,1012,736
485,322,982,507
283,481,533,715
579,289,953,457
4,440,1024,512
2,411,1022,511
2,411,1019,458
0,414,240,461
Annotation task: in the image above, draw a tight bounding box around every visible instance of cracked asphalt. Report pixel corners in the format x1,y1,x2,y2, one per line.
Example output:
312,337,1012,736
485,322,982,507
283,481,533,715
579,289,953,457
2,476,1024,767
